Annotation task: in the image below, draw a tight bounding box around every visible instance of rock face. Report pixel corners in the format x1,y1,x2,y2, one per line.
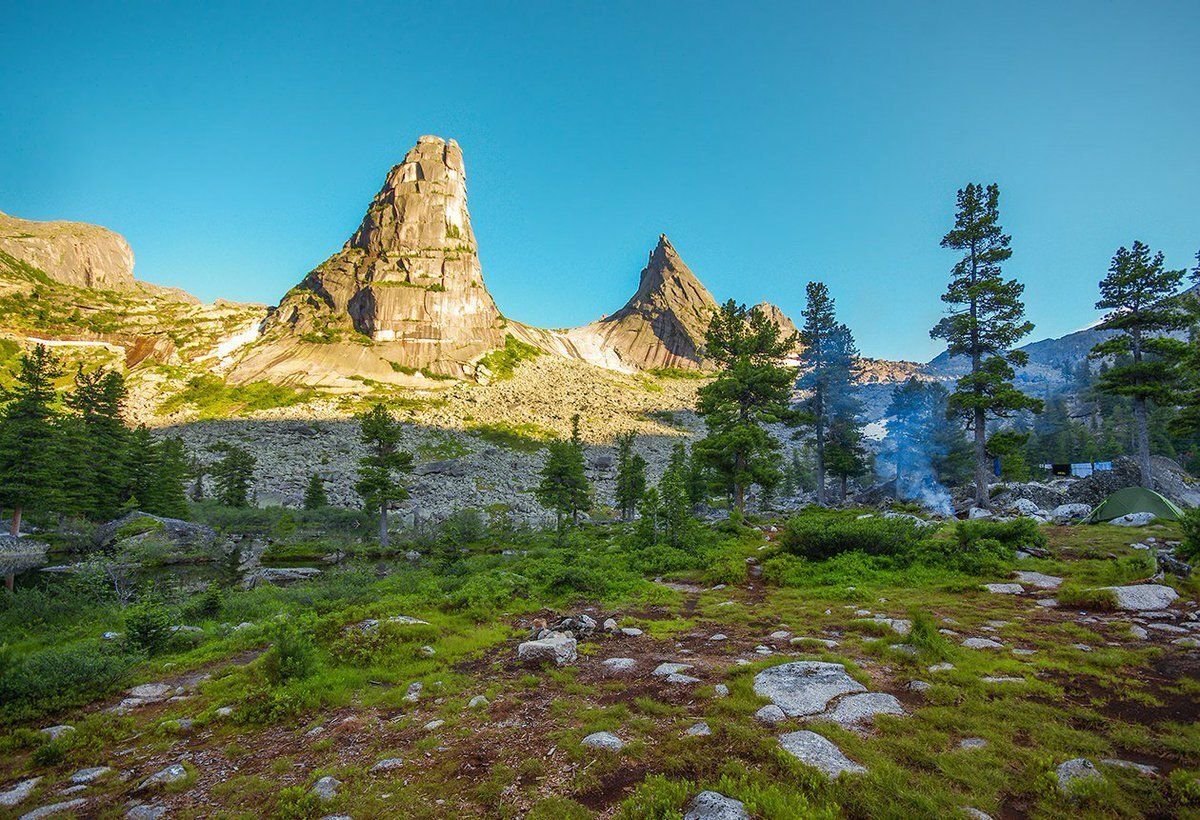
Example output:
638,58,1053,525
573,235,719,371
232,135,507,386
0,210,136,291
754,302,802,355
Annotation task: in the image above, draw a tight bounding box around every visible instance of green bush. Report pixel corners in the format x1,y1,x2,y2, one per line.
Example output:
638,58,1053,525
1057,585,1118,610
1180,509,1200,563
262,620,319,685
915,536,1013,574
778,511,927,560
905,610,951,660
0,642,133,720
956,517,1046,551
124,599,173,655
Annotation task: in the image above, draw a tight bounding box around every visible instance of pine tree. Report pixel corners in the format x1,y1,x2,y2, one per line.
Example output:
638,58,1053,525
1090,242,1190,486
0,345,63,535
659,444,694,548
613,433,646,520
209,443,258,508
153,437,191,519
64,366,130,519
797,284,861,506
930,183,1042,507
535,414,590,537
127,426,164,512
355,404,412,549
695,300,797,510
1173,251,1200,439
825,416,868,502
634,486,660,545
303,472,329,510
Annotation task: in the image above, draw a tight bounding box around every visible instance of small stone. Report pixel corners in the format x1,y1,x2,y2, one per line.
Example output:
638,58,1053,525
713,684,730,698
603,618,618,631
769,630,792,640
928,662,955,672
1012,648,1036,656
1056,758,1102,793
602,657,637,672
125,805,168,819
311,776,340,801
708,634,727,642
959,737,988,750
1036,598,1058,608
778,730,866,778
907,680,931,692
423,719,444,731
1072,643,1093,652
39,726,74,741
653,662,693,677
0,778,40,808
816,692,904,729
621,627,644,637
518,632,578,666
70,767,113,784
1171,636,1200,648
683,790,749,820
371,758,404,772
580,731,624,752
755,704,787,725
962,637,1004,650
404,682,423,702
666,673,702,685
129,683,171,700
981,676,1024,684
1101,584,1179,612
1100,758,1158,776
215,706,234,717
468,695,489,708
420,646,436,657
139,763,188,790
19,799,88,819
1128,625,1149,640
685,722,712,737
983,583,1024,595
1013,571,1063,589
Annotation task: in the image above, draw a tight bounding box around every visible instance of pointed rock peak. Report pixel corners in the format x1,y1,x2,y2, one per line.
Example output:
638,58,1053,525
626,234,716,314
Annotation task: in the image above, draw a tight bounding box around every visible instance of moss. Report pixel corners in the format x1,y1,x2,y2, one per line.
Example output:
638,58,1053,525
477,334,542,380
157,374,318,419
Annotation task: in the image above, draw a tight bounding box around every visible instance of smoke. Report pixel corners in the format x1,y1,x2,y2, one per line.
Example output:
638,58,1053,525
878,382,956,516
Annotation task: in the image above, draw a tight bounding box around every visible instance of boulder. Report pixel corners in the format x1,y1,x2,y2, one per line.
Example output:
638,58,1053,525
1111,512,1157,527
96,512,216,551
983,583,1024,594
18,798,88,819
0,778,40,808
778,730,866,778
1052,503,1093,524
684,791,750,820
1101,584,1178,611
138,763,188,790
242,567,321,589
753,661,866,717
962,637,1004,650
580,731,624,752
311,776,340,801
1012,571,1063,589
601,657,637,672
1056,758,1102,794
816,692,904,729
517,632,577,666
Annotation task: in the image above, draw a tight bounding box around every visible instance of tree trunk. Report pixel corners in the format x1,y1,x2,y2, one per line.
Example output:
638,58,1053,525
10,505,21,537
733,451,746,511
839,475,847,502
815,415,826,507
1134,397,1152,489
378,504,389,549
974,408,989,508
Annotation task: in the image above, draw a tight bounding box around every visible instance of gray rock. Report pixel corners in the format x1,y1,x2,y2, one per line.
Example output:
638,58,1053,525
959,737,988,750
371,758,404,772
962,810,993,820
652,662,693,677
602,657,637,672
666,673,702,685
1013,571,1063,589
138,764,188,790
713,684,730,698
1056,758,1102,793
603,618,618,631
580,731,624,752
708,633,728,642
0,778,40,808
403,682,422,702
70,767,112,784
517,632,577,666
128,683,172,700
752,661,866,717
983,583,1024,595
817,692,904,728
778,730,866,778
1111,512,1156,527
754,704,787,725
95,511,216,550
928,662,955,672
422,719,444,731
962,637,1004,650
1128,625,1149,640
981,676,1025,684
468,695,489,708
874,617,912,636
683,790,749,820
311,776,340,801
1100,584,1179,611
1100,758,1158,776
907,680,931,692
1052,503,1093,524
39,726,74,741
620,627,644,637
19,799,88,819
685,722,712,737
125,806,168,820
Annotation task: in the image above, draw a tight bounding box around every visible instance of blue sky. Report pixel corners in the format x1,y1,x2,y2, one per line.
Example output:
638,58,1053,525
2,1,1198,362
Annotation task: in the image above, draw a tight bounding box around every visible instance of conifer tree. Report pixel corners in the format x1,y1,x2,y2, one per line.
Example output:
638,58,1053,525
825,416,868,502
695,301,797,510
355,404,412,548
153,437,191,519
613,433,646,520
930,183,1042,507
659,444,694,548
64,366,129,519
797,284,862,505
0,345,63,535
1172,251,1200,439
209,443,258,509
634,486,660,545
126,426,163,512
1089,242,1190,486
303,472,330,510
535,414,590,537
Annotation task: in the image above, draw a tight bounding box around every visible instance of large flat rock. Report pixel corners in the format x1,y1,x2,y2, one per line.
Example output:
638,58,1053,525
753,661,866,717
517,632,578,666
816,692,904,728
1100,584,1178,611
778,730,866,778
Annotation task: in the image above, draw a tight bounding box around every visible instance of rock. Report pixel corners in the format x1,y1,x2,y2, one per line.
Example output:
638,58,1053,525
242,566,321,589
468,695,489,708
129,683,172,700
685,722,712,737
713,684,730,698
666,673,702,685
311,776,340,801
403,682,423,702
1011,498,1046,518
603,618,618,631
18,798,89,819
1052,503,1094,524
1013,571,1063,589
620,627,644,637
962,637,1004,650
683,790,749,820
1111,512,1157,527
0,210,139,290
39,726,74,740
70,767,112,784
754,705,787,725
816,692,904,729
139,764,188,790
907,680,931,692
969,507,993,520
959,738,988,750
708,633,728,642
928,662,955,672
125,805,168,820
1171,636,1200,647
769,630,792,640
1100,584,1179,611
962,810,993,820
652,662,693,677
873,617,912,636
1128,625,1149,640
601,657,637,672
778,730,867,778
1056,758,1102,793
371,758,404,772
753,662,866,717
983,583,1024,594
517,632,577,666
95,511,216,551
0,778,40,808
580,731,624,752
422,719,444,731
1036,598,1058,608
1100,758,1159,776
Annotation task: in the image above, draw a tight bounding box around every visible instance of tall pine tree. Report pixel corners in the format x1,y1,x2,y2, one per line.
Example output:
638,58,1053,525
355,404,412,548
535,414,590,537
64,366,129,520
1090,242,1190,486
695,301,797,510
0,345,63,535
930,183,1041,507
613,433,646,521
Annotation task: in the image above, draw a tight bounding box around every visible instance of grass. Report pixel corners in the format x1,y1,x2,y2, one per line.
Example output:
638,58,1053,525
157,374,319,418
467,421,553,452
477,333,542,380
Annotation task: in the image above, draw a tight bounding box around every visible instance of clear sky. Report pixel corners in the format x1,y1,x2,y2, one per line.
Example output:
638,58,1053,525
3,1,1198,362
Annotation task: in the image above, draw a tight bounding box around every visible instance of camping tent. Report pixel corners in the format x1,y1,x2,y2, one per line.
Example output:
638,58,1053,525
1086,487,1184,524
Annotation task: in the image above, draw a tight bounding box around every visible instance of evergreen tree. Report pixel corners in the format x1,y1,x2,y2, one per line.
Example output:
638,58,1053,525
694,300,797,510
153,437,191,519
634,486,660,546
303,472,329,510
535,422,590,538
659,444,694,548
825,416,868,502
613,433,646,520
797,283,861,506
64,366,129,519
209,443,258,509
127,426,164,511
355,404,412,548
1090,241,1190,486
1174,251,1200,439
930,183,1042,507
0,345,63,535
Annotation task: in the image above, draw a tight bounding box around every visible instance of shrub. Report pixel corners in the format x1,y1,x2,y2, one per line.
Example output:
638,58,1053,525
0,642,133,720
956,517,1047,551
1058,585,1118,610
262,620,319,685
445,570,531,617
275,785,323,819
1180,509,1200,563
778,512,926,560
905,610,951,660
124,599,173,655
915,536,1013,574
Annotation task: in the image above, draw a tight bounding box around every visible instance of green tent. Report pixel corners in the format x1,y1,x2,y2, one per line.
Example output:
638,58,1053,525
1086,487,1183,524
